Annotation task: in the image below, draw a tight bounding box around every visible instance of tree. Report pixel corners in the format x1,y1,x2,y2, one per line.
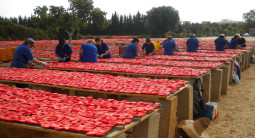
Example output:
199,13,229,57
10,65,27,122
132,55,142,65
65,0,94,44
82,7,109,35
109,12,119,35
203,25,212,36
48,6,67,39
32,6,49,30
145,6,180,37
226,25,234,36
243,9,255,31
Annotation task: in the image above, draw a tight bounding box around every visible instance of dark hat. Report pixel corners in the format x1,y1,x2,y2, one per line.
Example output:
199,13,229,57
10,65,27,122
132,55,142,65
132,37,139,43
59,38,65,45
146,37,151,42
95,37,101,42
26,38,35,47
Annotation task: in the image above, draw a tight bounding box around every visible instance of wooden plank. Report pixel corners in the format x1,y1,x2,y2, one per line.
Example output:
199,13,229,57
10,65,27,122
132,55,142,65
241,53,245,71
177,85,193,121
0,121,96,138
235,55,241,71
220,65,230,95
115,133,126,138
69,89,75,96
167,84,191,100
246,52,250,69
248,51,252,68
160,96,178,138
106,109,160,138
132,112,160,138
229,60,234,84
202,73,211,103
243,52,249,70
211,69,223,101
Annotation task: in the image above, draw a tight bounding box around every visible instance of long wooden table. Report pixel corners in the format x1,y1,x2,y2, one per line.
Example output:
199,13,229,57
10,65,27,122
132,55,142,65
0,108,160,138
0,79,192,138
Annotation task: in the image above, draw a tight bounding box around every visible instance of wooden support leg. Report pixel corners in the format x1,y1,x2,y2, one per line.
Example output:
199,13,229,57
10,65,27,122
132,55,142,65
248,51,252,68
221,65,230,95
202,73,211,103
211,69,223,101
241,53,245,71
177,85,193,121
118,96,178,138
116,133,127,138
69,89,75,96
132,112,160,138
235,56,241,70
244,52,248,69
229,60,234,84
159,96,178,138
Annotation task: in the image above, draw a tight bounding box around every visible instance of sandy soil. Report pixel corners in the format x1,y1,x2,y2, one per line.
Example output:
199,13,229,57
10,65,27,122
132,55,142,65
206,64,255,138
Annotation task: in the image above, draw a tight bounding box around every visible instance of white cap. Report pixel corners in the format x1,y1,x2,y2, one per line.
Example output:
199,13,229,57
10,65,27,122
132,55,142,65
235,34,241,37
220,34,225,37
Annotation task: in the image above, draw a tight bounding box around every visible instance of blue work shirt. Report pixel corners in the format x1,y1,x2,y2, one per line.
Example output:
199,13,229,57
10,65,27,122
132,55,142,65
163,40,176,55
214,37,226,51
142,42,155,55
229,38,239,49
186,37,199,52
238,38,246,47
225,39,230,47
95,42,111,58
80,43,98,63
55,43,73,62
122,42,138,59
163,39,176,44
11,43,34,68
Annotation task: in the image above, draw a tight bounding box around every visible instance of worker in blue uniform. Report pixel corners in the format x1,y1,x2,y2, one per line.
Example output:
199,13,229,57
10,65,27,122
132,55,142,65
122,38,139,59
11,38,47,88
95,38,111,58
163,36,177,55
142,37,155,55
238,34,247,47
162,32,179,52
55,38,73,62
186,33,199,52
214,34,227,51
229,34,241,49
79,40,98,62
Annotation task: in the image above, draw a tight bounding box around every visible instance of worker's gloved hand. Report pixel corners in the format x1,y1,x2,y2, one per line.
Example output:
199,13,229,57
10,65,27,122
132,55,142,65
41,62,47,66
100,54,104,58
58,57,62,61
63,57,66,61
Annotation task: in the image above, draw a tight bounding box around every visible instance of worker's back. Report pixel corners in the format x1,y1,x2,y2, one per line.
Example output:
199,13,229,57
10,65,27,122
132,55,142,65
80,43,98,63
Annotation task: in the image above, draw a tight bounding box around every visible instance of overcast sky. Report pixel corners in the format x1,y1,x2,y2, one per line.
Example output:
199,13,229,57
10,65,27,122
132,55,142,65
0,0,254,23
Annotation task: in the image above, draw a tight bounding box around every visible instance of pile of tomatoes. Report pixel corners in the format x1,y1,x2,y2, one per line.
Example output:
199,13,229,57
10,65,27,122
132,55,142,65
0,67,189,96
45,62,210,76
98,58,223,68
146,55,232,62
174,52,236,58
0,84,160,136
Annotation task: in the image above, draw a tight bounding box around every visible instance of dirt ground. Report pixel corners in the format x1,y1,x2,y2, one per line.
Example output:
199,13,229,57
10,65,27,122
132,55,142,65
206,64,255,138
